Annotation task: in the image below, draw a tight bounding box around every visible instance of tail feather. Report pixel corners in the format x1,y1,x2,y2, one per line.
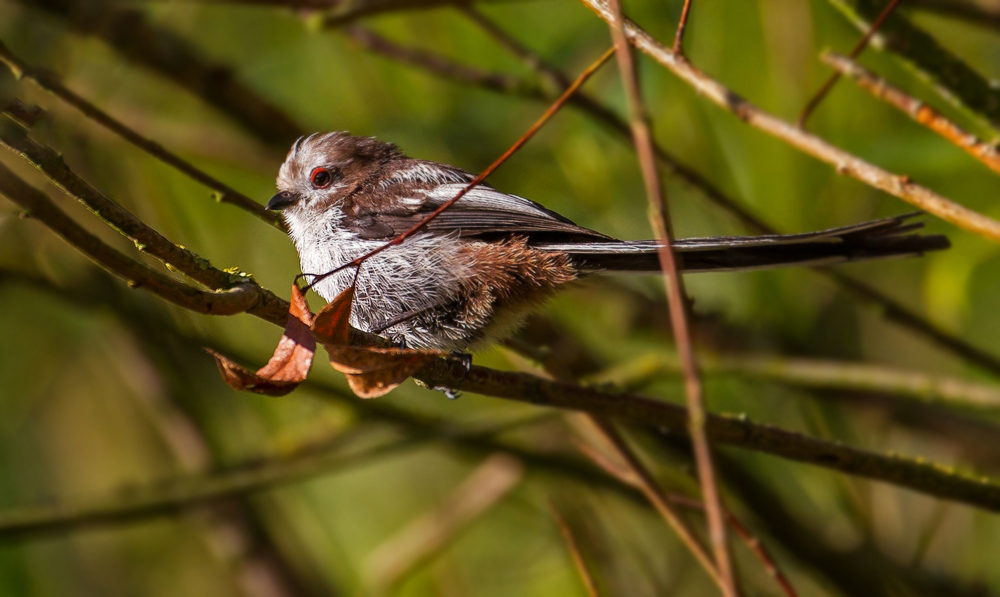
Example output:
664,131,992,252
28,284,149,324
534,214,950,273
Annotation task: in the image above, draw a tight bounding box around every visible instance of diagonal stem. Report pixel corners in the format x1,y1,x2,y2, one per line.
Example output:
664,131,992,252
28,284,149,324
797,0,903,127
604,0,737,594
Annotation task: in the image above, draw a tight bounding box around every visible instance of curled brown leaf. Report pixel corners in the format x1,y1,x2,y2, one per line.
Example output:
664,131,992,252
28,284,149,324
314,285,445,399
207,284,316,396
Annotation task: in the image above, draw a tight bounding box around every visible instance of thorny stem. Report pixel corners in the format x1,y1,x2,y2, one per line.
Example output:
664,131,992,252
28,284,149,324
605,0,737,593
304,47,616,291
797,0,903,128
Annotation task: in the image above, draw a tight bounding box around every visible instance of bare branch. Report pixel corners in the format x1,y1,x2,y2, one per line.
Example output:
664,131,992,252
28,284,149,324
0,118,289,322
604,0,735,592
0,41,281,229
0,162,262,316
823,51,1000,176
579,0,1000,242
827,0,1000,131
798,0,902,127
413,359,1000,513
19,0,305,147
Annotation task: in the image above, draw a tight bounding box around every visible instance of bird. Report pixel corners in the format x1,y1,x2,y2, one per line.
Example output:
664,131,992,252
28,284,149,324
266,132,949,353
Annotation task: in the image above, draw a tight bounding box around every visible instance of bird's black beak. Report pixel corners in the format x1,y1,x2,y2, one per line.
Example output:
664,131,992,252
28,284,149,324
266,191,300,211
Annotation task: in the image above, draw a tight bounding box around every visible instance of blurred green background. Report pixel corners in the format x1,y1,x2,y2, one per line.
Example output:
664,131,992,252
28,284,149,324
1,0,1000,595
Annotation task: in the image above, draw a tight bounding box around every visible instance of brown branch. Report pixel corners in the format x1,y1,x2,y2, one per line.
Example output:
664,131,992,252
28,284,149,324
0,40,282,229
0,162,262,316
822,51,1000,176
798,0,902,127
604,0,735,593
672,0,694,56
10,266,981,596
578,0,1000,243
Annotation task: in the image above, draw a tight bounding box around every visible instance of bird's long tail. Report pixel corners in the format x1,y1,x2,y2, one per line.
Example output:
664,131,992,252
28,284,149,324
535,214,949,273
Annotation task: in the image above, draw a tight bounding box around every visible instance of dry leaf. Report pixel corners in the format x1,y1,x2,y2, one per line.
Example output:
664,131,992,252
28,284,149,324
207,284,316,396
314,285,444,398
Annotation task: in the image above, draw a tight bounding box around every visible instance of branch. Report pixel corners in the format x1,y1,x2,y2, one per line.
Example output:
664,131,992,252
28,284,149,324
909,0,1000,30
588,352,1000,412
413,360,1000,513
0,40,282,229
604,0,736,591
822,51,1000,176
343,25,542,97
0,118,289,323
827,0,1000,131
0,431,420,540
0,162,262,316
579,0,1000,242
19,0,305,147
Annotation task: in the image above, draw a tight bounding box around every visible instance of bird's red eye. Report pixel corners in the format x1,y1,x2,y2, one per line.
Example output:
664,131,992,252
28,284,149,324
310,167,333,189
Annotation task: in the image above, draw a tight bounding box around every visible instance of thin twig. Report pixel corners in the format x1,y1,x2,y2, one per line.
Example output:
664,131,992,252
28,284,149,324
343,25,540,97
604,1,736,593
672,0,694,56
584,419,722,587
578,0,1000,243
19,0,305,147
412,358,1000,513
0,162,262,316
826,0,1000,131
0,40,282,229
588,352,1000,411
578,441,798,597
822,51,1000,176
0,117,290,323
798,0,902,127
549,501,601,597
306,47,615,289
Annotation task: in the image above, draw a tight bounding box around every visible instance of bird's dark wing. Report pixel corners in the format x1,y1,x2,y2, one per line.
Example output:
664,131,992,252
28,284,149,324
343,183,613,243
